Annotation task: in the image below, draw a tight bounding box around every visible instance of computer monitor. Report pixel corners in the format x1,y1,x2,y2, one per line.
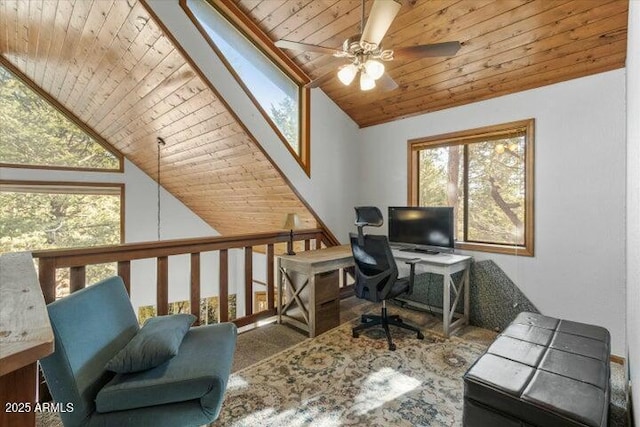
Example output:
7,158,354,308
388,206,455,253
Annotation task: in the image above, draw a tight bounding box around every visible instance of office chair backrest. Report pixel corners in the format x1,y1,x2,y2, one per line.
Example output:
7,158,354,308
349,207,399,303
354,206,383,246
349,233,399,303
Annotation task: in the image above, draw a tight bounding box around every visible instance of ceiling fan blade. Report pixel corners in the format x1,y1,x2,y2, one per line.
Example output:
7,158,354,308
377,73,399,91
275,40,341,56
361,0,402,47
305,68,338,88
393,41,462,60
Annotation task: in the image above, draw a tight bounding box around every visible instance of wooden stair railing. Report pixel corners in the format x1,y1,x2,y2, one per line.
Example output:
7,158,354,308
31,228,334,328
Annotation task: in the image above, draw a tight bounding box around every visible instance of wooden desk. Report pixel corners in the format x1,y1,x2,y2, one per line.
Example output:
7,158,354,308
1,252,54,427
277,245,472,338
392,249,472,337
276,245,352,337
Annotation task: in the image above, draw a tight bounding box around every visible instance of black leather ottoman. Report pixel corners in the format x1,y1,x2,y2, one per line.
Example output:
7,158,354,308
463,312,611,427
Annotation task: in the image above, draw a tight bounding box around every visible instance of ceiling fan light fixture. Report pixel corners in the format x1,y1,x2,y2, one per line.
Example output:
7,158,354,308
360,71,376,91
337,64,358,85
364,59,385,80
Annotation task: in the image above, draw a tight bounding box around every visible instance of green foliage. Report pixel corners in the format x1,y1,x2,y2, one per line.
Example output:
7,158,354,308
0,65,119,169
138,295,238,326
270,97,299,153
0,192,121,253
0,191,121,296
418,137,526,246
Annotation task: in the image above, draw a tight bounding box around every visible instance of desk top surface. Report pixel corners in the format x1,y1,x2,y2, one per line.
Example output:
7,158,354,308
278,244,471,268
278,244,352,266
391,248,472,266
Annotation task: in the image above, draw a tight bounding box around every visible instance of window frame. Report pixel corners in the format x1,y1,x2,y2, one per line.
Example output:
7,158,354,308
182,0,311,176
0,180,125,246
0,58,124,173
408,119,535,256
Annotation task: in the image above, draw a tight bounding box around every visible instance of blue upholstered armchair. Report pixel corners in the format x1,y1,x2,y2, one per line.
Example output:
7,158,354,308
40,276,237,426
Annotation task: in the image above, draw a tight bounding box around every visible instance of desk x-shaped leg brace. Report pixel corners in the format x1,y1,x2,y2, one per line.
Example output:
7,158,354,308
279,267,310,326
443,266,470,337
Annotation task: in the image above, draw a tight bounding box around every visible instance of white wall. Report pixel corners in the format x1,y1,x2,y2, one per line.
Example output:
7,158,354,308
145,0,361,244
626,0,640,423
358,70,627,356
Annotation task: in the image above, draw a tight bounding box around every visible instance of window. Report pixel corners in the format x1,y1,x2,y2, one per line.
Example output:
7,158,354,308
408,119,534,256
184,0,310,175
0,63,122,171
0,182,123,252
0,182,124,297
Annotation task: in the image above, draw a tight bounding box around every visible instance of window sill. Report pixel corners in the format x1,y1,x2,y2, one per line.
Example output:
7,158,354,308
455,241,534,257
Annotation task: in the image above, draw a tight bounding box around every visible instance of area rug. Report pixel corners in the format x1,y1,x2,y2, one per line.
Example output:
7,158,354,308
212,319,489,427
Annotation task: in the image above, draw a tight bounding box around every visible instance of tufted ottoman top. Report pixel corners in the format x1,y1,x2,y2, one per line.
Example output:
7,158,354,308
464,312,611,427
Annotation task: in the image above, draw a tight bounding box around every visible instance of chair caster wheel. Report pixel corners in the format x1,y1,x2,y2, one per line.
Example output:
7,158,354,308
389,343,396,351
417,332,424,340
352,331,359,338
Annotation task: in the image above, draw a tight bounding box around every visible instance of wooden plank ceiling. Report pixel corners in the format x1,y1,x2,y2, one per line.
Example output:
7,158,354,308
0,0,320,238
0,0,628,238
235,0,628,127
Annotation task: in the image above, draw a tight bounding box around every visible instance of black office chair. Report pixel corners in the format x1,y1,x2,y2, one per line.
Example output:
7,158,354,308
349,206,424,351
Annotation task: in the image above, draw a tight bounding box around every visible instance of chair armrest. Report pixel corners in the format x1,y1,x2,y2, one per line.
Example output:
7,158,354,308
404,258,421,294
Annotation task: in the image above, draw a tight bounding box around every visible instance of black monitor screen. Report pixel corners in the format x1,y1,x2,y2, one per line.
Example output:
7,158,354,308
388,207,454,250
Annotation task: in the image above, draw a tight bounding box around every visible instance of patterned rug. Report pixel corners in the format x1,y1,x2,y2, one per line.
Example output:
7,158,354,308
212,318,490,427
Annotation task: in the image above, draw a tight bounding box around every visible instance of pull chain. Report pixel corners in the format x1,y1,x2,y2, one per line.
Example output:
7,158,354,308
157,137,166,241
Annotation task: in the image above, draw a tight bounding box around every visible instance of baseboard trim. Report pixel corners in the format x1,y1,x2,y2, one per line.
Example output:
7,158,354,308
611,354,626,365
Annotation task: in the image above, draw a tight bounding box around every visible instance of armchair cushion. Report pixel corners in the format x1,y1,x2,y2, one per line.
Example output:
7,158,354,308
96,322,237,415
105,313,196,374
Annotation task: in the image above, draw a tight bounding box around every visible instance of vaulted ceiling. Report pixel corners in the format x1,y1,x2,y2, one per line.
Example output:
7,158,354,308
0,0,320,237
0,0,629,239
235,0,628,127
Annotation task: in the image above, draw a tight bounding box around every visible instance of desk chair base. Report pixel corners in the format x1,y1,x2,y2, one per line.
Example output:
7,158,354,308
352,301,424,351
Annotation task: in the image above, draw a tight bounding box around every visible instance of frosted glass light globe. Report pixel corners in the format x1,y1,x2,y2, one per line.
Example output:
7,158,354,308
364,59,385,80
360,71,376,91
337,64,358,85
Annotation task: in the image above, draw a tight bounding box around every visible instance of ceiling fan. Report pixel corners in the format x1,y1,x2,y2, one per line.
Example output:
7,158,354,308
275,0,462,91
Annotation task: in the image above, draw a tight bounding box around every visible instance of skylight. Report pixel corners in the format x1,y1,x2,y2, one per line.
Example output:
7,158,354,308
188,0,301,155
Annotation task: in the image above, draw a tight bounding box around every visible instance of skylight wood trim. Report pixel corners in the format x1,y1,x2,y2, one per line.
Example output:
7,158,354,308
180,0,311,176
0,56,124,173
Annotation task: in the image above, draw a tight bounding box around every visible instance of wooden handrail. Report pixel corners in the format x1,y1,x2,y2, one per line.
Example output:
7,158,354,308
31,228,334,328
31,229,327,267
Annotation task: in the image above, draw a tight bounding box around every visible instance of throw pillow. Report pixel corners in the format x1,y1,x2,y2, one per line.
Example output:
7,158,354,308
105,313,196,374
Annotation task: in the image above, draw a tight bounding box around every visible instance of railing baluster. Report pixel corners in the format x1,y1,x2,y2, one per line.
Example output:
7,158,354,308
157,256,169,316
266,244,274,310
117,261,131,295
219,249,229,322
190,253,201,325
30,229,334,326
69,266,86,293
245,246,253,316
38,258,56,304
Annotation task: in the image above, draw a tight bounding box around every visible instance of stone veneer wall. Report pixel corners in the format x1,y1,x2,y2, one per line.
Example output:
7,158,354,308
400,260,538,333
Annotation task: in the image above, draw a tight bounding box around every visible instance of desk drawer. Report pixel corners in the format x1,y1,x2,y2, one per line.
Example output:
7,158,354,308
315,299,340,336
314,270,339,303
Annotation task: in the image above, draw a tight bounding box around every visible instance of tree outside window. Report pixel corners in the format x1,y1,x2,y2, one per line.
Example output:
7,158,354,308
409,119,534,256
0,64,121,170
